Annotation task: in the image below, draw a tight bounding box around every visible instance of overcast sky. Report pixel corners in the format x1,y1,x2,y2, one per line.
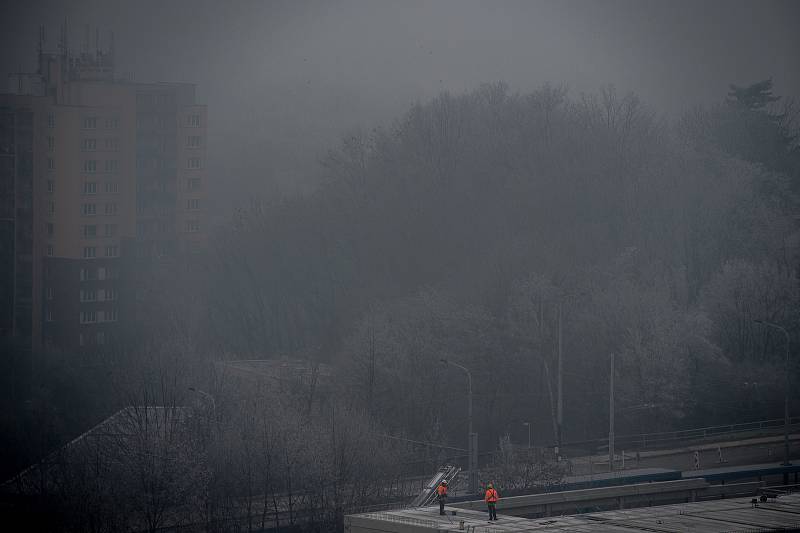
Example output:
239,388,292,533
2,0,799,207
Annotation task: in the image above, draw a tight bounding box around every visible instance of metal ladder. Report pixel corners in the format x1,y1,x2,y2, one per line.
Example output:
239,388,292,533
410,464,462,508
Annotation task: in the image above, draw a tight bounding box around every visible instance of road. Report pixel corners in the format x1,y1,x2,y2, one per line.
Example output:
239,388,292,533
567,432,800,476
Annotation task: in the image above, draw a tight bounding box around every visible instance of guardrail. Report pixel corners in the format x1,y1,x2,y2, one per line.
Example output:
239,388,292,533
561,417,800,452
451,478,711,517
450,478,783,518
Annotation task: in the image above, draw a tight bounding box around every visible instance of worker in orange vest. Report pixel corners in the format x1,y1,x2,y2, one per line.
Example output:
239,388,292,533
484,482,499,521
436,480,448,515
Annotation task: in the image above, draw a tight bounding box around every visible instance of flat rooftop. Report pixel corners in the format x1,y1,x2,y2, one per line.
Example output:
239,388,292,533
345,492,800,532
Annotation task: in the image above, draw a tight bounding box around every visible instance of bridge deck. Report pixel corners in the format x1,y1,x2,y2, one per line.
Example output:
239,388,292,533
682,461,800,481
345,493,800,532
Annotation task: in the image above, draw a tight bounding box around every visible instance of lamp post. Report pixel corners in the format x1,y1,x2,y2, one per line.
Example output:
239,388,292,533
441,359,477,494
523,422,531,449
753,320,791,468
609,352,615,473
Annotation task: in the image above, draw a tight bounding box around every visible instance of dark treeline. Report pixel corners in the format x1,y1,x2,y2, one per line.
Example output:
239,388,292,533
2,80,798,532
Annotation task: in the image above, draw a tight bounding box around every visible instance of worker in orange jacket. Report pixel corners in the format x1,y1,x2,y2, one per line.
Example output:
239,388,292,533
484,482,499,521
436,480,448,515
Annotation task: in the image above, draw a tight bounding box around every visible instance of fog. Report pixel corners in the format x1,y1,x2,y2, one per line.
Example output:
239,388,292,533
3,0,799,206
1,1,799,531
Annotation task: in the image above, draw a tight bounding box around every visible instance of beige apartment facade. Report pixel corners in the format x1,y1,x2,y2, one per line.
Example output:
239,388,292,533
1,37,207,354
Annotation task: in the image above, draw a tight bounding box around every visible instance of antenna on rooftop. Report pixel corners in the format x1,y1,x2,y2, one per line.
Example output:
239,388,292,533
83,24,90,56
38,25,45,55
60,17,69,58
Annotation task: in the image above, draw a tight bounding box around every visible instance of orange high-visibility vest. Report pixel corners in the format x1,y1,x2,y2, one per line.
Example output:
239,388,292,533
485,488,499,503
437,484,448,496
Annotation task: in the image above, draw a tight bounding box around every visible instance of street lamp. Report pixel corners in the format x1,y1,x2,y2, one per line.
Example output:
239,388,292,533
753,320,791,467
523,422,531,449
441,358,477,494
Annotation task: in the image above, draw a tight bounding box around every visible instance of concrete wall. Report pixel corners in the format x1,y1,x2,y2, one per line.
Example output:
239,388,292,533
450,478,709,517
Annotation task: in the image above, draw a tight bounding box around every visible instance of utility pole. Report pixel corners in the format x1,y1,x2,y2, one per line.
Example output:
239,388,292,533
609,352,615,473
556,301,563,457
753,320,792,477
441,359,477,494
367,323,375,417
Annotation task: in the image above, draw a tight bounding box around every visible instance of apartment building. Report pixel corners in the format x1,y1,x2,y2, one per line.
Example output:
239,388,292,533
0,29,207,355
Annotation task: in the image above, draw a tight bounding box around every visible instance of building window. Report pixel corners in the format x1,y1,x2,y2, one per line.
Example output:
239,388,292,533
186,220,200,233
47,136,55,150
82,225,97,238
83,117,98,129
96,331,105,345
104,203,118,216
137,93,154,106
187,157,201,169
104,288,118,301
187,114,200,127
47,113,55,128
47,223,54,236
104,245,119,257
103,224,117,237
83,160,97,173
187,198,200,210
46,309,53,322
187,177,201,190
106,267,119,280
46,287,54,300
187,135,201,147
104,117,119,129
80,289,97,302
82,246,96,258
102,309,118,322
82,182,97,195
80,268,97,281
48,201,55,215
104,138,119,151
80,310,97,324
104,160,118,173
46,244,53,256
81,203,96,216
157,93,174,106
47,157,54,170
104,181,119,194
47,180,54,193
79,333,84,346
82,138,97,151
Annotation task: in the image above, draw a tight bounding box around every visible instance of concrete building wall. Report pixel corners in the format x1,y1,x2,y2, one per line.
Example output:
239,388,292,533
4,44,208,355
0,94,41,353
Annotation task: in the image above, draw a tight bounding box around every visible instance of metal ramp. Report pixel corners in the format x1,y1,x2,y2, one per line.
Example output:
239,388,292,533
410,464,461,507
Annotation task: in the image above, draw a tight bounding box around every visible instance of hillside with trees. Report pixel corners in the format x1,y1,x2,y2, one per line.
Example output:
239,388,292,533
3,80,798,532
204,80,799,447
